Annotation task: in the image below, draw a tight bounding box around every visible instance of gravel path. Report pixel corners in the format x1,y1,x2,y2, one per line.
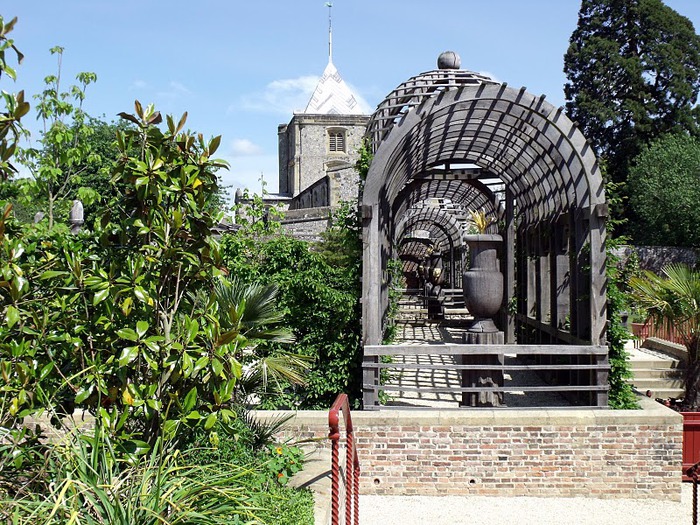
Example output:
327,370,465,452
360,484,693,525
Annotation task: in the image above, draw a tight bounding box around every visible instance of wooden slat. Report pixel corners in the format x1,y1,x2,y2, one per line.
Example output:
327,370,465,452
515,314,590,345
366,363,609,371
364,344,608,356
364,384,609,393
370,405,610,411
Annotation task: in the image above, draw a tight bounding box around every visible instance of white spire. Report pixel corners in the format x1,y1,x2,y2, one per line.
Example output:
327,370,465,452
326,2,333,63
303,2,363,115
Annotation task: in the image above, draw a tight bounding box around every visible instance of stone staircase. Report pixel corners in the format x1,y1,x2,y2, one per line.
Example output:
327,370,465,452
626,344,685,400
396,291,428,322
396,289,470,324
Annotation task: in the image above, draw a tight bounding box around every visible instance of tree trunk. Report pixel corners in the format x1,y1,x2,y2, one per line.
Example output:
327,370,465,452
683,352,700,411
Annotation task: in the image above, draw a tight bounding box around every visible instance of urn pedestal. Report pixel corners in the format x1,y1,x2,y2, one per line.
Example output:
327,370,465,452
461,234,505,407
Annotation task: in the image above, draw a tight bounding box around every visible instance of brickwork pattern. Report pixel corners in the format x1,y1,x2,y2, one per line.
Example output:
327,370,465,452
269,401,683,501
353,423,680,499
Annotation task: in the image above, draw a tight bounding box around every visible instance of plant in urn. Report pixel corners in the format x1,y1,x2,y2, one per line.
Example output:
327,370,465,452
463,209,503,333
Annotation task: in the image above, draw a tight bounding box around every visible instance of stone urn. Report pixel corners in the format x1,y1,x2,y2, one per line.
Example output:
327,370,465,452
462,233,503,333
461,233,505,407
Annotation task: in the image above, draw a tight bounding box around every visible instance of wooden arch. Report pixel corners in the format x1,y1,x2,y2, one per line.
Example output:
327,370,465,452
361,71,607,351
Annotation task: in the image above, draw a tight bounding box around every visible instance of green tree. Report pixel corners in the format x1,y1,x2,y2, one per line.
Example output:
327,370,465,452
564,0,700,189
630,264,700,408
627,132,700,247
66,116,131,221
0,101,294,456
19,46,99,229
0,16,29,181
219,204,363,409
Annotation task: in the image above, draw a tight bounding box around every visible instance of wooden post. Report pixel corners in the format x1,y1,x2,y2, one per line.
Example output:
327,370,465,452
504,188,516,343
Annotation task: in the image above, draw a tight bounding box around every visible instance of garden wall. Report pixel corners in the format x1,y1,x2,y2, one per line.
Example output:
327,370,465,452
266,396,682,501
613,245,698,273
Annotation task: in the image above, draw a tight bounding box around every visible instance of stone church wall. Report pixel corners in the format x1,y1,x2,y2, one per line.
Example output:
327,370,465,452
277,114,369,199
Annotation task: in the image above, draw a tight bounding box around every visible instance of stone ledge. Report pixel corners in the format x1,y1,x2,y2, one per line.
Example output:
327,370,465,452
642,337,688,363
253,395,681,429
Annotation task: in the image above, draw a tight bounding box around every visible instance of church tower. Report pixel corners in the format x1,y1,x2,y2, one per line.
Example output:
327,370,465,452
277,5,370,208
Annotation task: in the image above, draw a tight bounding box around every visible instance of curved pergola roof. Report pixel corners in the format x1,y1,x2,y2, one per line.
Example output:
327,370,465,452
365,81,604,226
393,178,501,221
394,206,464,254
361,63,607,348
368,68,498,148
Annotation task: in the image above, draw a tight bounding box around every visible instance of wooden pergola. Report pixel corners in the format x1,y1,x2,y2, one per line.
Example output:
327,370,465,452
360,54,608,408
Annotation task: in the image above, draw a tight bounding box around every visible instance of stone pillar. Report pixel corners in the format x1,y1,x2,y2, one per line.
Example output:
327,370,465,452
69,200,84,234
461,330,504,407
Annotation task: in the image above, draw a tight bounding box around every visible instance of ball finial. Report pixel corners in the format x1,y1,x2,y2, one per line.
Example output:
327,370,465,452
437,51,461,70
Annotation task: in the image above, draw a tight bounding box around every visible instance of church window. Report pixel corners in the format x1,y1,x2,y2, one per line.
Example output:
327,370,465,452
328,129,346,153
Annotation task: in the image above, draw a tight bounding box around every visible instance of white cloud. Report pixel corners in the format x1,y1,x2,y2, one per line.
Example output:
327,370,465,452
217,153,280,196
230,138,263,157
168,81,191,95
129,79,192,101
345,80,374,114
155,80,193,100
235,75,319,115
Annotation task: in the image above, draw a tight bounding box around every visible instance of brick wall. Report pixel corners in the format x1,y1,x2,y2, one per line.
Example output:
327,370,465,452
262,396,683,501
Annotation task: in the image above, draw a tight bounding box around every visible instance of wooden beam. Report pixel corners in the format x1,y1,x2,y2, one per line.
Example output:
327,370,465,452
364,344,608,356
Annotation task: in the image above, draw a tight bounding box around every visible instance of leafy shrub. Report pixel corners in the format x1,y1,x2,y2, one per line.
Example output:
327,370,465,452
264,442,305,485
219,204,362,409
605,182,639,409
179,417,313,525
1,428,261,525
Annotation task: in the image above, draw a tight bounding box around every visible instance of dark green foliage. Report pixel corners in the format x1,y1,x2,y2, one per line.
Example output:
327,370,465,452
65,117,131,222
606,247,640,409
564,0,700,191
628,133,700,247
181,419,313,525
0,16,28,181
605,182,639,409
220,204,363,409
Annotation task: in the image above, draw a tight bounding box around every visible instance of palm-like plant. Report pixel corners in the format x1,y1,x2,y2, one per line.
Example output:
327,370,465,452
467,209,495,234
629,264,700,408
213,278,309,401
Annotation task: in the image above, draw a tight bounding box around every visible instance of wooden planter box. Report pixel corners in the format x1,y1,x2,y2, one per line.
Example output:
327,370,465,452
630,322,649,347
682,411,700,481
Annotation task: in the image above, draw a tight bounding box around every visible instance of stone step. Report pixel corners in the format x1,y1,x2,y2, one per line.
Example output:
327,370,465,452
628,368,683,379
444,308,470,315
627,358,681,370
625,377,684,390
635,387,686,399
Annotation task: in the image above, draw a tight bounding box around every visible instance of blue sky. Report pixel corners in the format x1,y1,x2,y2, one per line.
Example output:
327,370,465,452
5,1,700,199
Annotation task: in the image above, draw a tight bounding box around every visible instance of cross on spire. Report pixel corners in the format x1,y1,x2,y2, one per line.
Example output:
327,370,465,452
325,2,333,63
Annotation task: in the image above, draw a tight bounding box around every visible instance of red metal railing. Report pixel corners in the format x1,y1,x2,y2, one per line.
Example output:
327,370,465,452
687,461,700,525
329,393,360,525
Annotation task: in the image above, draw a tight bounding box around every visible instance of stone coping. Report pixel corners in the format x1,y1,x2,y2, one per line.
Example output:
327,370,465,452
252,395,682,429
643,337,688,363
